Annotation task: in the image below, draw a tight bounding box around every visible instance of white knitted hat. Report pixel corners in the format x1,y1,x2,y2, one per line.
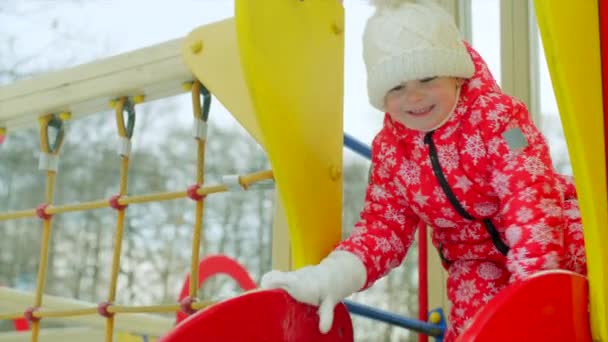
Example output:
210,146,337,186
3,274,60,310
363,0,475,111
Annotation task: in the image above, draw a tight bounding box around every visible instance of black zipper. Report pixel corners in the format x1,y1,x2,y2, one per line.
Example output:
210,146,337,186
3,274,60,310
424,131,510,258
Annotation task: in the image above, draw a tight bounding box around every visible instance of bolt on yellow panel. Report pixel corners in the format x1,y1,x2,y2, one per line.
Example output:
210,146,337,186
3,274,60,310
182,18,263,145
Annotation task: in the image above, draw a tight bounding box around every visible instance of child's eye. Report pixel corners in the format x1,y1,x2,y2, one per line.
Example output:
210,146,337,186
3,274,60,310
389,84,405,92
420,77,437,83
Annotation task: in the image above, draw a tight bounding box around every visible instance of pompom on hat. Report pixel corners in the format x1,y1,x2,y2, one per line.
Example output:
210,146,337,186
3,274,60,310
363,0,475,111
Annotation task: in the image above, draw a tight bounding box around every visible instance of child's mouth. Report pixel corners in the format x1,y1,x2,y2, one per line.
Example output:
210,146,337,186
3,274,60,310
407,105,435,116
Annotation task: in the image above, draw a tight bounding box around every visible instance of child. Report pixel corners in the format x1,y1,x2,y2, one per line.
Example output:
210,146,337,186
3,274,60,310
261,0,587,340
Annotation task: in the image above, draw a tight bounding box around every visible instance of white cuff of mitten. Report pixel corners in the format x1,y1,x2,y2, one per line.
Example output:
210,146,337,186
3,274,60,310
260,250,366,333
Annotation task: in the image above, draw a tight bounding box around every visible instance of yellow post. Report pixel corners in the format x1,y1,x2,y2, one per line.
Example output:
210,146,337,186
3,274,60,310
534,2,608,340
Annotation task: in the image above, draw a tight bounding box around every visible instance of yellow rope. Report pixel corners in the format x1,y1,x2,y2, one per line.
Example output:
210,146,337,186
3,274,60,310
0,313,27,320
34,217,52,307
30,114,64,342
105,102,132,342
122,191,187,204
0,209,37,220
47,200,109,214
32,217,52,341
189,81,206,303
0,170,274,221
0,301,216,321
109,304,181,314
108,210,126,302
35,307,98,318
240,170,274,188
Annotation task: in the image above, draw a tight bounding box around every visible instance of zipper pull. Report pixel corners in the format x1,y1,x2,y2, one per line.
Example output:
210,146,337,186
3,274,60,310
423,131,435,145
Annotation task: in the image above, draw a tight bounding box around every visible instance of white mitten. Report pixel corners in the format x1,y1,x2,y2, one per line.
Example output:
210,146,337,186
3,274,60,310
261,250,366,333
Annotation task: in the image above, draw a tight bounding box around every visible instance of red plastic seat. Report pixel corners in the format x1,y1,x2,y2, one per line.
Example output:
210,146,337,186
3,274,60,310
458,270,591,342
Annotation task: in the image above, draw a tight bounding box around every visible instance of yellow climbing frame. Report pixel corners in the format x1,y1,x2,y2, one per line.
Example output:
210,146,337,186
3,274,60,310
534,2,608,340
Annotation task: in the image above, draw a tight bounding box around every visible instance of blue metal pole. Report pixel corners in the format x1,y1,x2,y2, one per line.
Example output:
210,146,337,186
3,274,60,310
344,133,372,160
343,300,444,337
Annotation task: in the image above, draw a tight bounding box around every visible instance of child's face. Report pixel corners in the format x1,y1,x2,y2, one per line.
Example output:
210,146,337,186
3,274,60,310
384,77,463,132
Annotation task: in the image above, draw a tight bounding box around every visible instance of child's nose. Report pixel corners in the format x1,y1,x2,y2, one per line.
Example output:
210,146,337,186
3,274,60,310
404,88,423,103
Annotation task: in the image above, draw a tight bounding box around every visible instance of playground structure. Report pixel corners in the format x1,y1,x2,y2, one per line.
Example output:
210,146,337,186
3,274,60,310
0,0,607,341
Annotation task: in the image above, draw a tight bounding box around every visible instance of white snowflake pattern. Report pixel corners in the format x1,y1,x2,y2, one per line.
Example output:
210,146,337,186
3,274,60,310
485,281,501,296
507,247,535,279
537,198,561,218
541,251,560,269
519,187,537,202
515,180,527,190
486,108,503,124
450,262,472,280
469,109,482,125
370,184,390,201
373,237,394,254
351,234,368,246
455,279,480,303
440,124,459,140
398,160,421,185
413,191,429,207
477,262,503,280
389,234,406,252
463,133,486,164
565,244,586,273
501,155,519,172
515,207,534,223
378,143,397,163
370,255,383,274
468,77,483,90
473,202,498,217
458,228,471,241
505,226,522,245
476,96,491,109
565,223,584,241
487,137,502,156
490,171,512,197
454,307,466,319
351,224,369,236
530,223,560,250
482,293,495,304
383,206,405,225
522,156,547,181
438,143,459,172
433,187,448,203
418,212,431,223
370,220,388,231
441,207,456,218
434,218,458,228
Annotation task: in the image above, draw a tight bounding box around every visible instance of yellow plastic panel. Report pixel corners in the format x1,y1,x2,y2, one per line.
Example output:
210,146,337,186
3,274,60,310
235,0,345,268
182,18,263,145
534,1,608,340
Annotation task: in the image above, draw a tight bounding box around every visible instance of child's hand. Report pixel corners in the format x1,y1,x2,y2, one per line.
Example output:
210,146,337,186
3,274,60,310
260,251,366,333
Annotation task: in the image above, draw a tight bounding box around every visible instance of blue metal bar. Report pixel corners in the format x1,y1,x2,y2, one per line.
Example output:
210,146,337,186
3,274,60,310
344,300,444,337
344,133,371,160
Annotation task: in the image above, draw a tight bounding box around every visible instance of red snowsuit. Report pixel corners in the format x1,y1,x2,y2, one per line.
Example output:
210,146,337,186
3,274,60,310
337,44,587,341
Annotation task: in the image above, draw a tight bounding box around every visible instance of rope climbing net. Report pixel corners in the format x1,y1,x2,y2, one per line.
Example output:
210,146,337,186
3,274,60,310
0,80,273,342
